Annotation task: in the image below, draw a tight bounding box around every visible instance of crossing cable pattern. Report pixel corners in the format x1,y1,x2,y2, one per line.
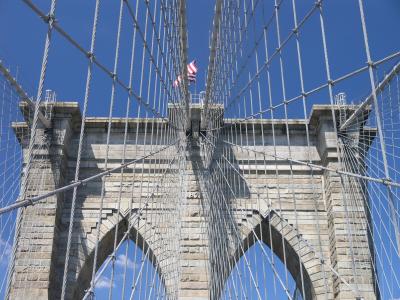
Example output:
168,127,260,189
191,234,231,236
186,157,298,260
0,0,400,299
0,65,56,299
200,0,400,299
1,0,189,299
0,65,32,296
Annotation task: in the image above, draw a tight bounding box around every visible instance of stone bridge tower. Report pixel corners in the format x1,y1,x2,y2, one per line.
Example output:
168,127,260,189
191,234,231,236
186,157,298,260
8,101,378,300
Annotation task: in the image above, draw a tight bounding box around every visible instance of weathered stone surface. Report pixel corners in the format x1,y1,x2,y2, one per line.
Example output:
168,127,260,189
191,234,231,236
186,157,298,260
7,103,377,300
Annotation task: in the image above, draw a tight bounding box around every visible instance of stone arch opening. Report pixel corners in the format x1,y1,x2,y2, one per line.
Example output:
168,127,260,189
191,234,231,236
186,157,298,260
70,215,165,299
224,211,320,300
221,239,303,299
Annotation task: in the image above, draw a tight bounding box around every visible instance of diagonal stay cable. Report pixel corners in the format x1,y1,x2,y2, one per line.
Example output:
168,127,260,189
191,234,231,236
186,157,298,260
201,132,362,296
123,0,181,107
210,0,320,122
0,140,179,215
340,61,400,130
0,61,50,128
22,0,182,130
206,51,400,133
82,148,182,299
204,131,400,189
203,0,223,116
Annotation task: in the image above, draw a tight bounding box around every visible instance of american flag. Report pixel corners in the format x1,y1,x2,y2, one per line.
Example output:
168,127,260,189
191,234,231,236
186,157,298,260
173,60,198,87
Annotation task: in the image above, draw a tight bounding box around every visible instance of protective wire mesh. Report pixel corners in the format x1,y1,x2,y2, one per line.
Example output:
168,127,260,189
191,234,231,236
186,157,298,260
0,0,399,299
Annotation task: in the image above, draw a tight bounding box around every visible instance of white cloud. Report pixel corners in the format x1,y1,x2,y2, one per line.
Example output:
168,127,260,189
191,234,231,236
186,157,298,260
115,253,137,270
0,237,11,252
95,275,115,289
0,237,12,265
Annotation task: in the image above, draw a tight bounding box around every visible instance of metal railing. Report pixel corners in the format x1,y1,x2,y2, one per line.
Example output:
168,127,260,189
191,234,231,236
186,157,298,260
190,91,205,104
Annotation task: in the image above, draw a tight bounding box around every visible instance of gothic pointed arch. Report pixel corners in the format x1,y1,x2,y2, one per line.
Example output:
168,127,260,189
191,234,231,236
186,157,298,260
53,208,166,300
224,210,331,300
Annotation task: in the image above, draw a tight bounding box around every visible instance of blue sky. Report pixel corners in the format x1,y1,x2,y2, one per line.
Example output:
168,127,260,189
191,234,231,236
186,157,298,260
1,0,400,299
1,0,398,117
